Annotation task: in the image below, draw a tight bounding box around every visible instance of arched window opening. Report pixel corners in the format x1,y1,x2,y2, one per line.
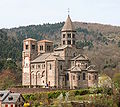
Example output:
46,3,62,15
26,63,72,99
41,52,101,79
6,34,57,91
63,34,65,38
60,65,62,70
83,73,86,80
66,73,69,81
95,75,97,80
50,64,52,70
78,75,80,80
73,75,75,80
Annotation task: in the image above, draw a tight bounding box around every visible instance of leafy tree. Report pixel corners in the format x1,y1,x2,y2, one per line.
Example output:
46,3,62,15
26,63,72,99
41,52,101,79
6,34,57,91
76,40,93,49
113,73,120,88
118,41,120,47
3,59,17,70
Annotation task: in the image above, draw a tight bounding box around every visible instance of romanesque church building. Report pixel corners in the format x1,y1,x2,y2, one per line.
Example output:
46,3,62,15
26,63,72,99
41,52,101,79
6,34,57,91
22,15,98,89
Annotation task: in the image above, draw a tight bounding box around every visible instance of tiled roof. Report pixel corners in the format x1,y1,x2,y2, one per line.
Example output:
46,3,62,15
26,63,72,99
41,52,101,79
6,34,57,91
46,53,64,61
24,38,37,42
2,93,21,103
31,53,51,63
66,66,82,72
0,90,10,101
31,53,64,63
54,45,72,51
38,40,53,43
61,15,76,32
71,54,89,61
87,65,97,72
71,66,82,72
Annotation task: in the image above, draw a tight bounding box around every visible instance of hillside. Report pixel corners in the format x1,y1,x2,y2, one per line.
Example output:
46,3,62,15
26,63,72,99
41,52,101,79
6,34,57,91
0,21,120,88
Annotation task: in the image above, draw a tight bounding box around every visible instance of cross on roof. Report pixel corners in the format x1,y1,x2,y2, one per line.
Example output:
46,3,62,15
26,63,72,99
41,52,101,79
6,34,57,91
68,8,70,15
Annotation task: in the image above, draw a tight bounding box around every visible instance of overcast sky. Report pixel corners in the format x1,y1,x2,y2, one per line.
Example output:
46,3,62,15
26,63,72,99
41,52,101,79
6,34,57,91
0,0,120,28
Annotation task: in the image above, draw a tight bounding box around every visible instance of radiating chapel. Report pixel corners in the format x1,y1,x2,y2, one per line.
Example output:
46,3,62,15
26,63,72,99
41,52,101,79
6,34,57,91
22,15,98,89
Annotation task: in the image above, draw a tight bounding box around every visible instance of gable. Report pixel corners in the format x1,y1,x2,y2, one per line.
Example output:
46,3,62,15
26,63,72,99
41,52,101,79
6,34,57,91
87,65,97,72
71,54,89,61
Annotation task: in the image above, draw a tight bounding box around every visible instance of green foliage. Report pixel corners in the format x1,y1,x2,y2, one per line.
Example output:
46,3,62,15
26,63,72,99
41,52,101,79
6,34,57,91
0,77,15,89
3,60,17,70
118,40,120,47
0,23,64,61
74,89,90,96
0,30,22,61
24,94,31,101
76,40,93,49
34,100,40,107
77,28,89,34
0,59,17,71
113,73,120,88
0,59,6,71
29,94,36,101
0,59,22,89
48,91,61,99
23,88,117,107
104,63,117,69
89,87,103,94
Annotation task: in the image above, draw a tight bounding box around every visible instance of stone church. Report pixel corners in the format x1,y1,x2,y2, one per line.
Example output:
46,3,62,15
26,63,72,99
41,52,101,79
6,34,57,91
22,15,98,89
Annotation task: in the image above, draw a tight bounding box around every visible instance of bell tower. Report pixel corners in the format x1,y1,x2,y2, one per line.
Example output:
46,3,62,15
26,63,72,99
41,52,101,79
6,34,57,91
61,15,76,46
22,38,37,86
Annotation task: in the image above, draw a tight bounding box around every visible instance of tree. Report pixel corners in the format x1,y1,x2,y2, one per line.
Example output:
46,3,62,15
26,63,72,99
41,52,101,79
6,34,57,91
118,41,120,47
113,73,120,88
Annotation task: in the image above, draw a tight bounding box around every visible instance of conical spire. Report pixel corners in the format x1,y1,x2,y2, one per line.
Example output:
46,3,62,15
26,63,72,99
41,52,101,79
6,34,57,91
62,15,76,32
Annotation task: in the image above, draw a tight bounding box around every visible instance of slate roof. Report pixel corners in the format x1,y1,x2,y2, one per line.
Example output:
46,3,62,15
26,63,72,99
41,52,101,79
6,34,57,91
71,54,89,61
0,90,10,101
61,15,76,32
2,93,21,103
31,53,64,63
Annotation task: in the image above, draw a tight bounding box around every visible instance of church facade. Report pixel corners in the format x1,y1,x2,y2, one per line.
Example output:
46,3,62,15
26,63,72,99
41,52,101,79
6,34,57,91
22,15,98,89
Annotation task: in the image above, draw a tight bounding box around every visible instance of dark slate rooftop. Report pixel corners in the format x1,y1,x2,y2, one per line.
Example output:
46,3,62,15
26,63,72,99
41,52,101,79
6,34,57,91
0,90,10,101
2,93,21,103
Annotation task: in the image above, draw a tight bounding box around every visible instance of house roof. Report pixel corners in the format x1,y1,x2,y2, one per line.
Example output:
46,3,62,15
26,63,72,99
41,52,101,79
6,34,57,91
31,53,51,63
2,93,21,103
24,38,37,42
87,65,97,72
46,53,64,61
71,54,89,61
0,90,10,101
38,40,53,43
67,66,81,72
61,15,76,32
54,45,72,51
71,66,82,72
31,53,64,63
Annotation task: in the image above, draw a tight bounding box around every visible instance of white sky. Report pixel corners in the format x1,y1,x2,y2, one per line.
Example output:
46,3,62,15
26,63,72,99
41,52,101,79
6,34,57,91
0,0,120,28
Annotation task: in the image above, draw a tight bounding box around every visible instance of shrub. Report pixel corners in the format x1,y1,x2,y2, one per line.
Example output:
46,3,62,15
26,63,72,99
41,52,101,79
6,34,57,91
34,100,40,107
23,94,31,101
89,87,103,94
48,91,61,99
29,94,36,100
74,89,90,96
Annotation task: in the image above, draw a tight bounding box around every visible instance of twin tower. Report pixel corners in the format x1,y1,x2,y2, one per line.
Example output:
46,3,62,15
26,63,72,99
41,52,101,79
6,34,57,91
22,15,77,86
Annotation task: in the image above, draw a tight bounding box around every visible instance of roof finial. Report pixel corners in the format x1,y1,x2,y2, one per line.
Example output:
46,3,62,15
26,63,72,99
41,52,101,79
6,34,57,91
68,8,70,16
